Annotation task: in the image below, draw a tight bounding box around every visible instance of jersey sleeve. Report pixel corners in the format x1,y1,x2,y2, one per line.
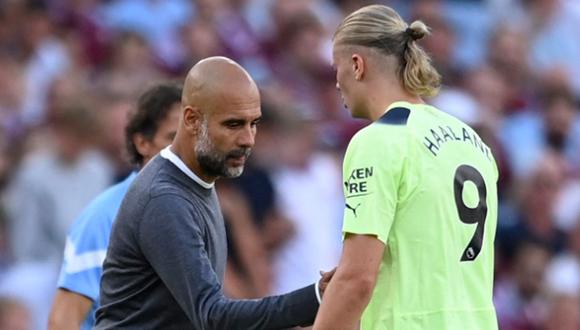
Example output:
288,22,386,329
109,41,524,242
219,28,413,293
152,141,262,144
342,126,407,244
57,205,112,302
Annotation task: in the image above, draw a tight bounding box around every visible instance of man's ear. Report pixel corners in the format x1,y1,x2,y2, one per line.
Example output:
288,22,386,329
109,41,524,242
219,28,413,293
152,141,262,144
351,53,365,81
183,106,202,135
133,133,152,160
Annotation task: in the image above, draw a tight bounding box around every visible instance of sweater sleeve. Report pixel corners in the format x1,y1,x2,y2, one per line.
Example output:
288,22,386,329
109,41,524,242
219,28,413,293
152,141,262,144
138,194,319,330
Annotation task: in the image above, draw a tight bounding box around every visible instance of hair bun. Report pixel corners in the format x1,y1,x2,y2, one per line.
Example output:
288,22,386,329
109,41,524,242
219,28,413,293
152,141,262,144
406,21,429,41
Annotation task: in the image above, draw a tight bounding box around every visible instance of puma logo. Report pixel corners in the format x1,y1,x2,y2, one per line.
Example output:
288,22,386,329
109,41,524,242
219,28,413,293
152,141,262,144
345,203,361,217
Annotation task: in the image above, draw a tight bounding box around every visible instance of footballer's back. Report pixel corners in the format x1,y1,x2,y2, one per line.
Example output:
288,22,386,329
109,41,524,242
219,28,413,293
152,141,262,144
342,101,498,329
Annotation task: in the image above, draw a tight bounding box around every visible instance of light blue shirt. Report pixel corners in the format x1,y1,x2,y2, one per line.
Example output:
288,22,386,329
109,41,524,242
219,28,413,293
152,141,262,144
57,172,136,330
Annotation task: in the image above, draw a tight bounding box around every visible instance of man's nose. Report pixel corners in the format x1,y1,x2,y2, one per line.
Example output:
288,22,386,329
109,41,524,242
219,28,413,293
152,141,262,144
238,125,255,148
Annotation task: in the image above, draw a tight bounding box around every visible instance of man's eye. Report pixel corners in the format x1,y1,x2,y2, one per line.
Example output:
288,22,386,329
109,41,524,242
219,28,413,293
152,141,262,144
226,122,242,128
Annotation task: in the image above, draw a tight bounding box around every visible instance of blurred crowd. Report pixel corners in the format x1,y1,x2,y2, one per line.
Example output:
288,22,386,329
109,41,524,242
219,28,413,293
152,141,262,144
0,0,577,329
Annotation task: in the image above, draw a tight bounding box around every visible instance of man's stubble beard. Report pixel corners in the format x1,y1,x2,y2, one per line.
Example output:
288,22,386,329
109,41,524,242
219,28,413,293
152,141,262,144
194,119,250,178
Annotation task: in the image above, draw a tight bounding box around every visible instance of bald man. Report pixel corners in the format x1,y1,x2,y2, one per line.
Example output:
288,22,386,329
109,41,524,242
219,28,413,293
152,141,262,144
94,57,331,329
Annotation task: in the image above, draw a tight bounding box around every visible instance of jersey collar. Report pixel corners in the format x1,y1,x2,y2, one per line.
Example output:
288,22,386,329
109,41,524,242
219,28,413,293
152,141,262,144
384,101,415,114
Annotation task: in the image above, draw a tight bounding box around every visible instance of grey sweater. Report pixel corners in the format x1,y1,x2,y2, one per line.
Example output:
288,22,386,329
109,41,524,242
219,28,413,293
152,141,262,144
95,156,318,329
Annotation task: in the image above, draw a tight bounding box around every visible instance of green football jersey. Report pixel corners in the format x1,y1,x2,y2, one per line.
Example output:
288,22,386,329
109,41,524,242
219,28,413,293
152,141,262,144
342,101,498,330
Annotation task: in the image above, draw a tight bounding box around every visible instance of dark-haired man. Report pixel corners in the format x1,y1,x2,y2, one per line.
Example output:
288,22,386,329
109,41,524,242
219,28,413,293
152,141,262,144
48,84,181,330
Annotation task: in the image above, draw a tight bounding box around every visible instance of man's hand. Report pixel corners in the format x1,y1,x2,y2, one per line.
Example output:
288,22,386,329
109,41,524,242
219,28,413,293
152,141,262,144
318,267,337,298
313,234,384,330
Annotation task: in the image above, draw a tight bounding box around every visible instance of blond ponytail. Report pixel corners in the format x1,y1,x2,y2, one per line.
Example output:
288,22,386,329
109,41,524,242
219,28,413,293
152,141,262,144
401,21,441,97
334,5,441,97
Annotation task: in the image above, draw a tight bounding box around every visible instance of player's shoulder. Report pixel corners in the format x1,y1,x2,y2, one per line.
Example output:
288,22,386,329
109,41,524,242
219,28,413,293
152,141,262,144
69,173,136,236
405,102,460,128
85,173,135,215
99,173,136,202
404,102,483,142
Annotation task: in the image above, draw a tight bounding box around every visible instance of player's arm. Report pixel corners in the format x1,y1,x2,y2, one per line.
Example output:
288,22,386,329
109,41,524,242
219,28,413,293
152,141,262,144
313,126,405,329
313,234,384,330
48,289,93,330
51,197,112,329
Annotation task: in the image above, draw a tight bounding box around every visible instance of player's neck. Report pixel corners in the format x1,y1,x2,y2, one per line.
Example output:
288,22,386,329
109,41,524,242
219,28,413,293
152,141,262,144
366,85,423,121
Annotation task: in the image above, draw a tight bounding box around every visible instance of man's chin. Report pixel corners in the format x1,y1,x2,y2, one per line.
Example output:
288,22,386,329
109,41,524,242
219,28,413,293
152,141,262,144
223,165,244,178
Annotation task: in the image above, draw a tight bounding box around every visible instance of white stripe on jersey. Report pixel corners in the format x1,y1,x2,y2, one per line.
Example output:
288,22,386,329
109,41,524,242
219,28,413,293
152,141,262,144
63,237,107,274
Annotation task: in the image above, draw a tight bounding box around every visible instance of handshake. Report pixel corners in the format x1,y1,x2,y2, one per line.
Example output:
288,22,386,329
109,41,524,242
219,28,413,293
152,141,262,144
317,268,337,299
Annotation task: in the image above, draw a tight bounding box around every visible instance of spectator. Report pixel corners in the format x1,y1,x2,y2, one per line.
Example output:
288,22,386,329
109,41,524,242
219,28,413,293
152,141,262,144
0,262,57,330
271,115,343,295
267,11,336,120
524,0,580,95
96,92,134,181
2,99,112,264
494,241,552,330
410,0,461,86
94,31,165,98
100,0,193,70
501,84,580,178
543,294,580,330
0,54,25,138
497,152,567,262
554,181,580,230
486,25,532,113
546,220,580,298
0,296,31,330
219,181,272,298
19,0,70,126
179,18,226,74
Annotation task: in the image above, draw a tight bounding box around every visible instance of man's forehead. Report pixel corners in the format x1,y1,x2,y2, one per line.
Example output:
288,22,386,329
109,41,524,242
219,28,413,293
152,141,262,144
202,86,259,112
212,104,261,120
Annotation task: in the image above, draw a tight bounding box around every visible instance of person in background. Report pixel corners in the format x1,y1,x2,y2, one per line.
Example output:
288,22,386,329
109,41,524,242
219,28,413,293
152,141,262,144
0,296,31,330
494,241,551,330
3,98,112,265
48,83,182,330
497,152,568,262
